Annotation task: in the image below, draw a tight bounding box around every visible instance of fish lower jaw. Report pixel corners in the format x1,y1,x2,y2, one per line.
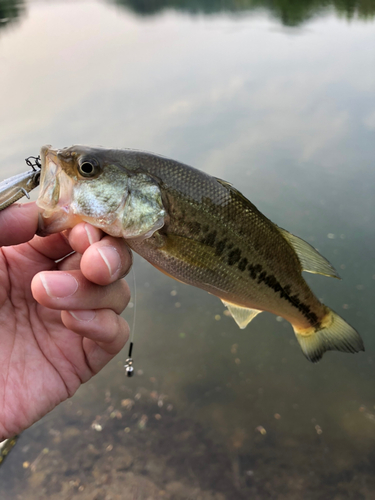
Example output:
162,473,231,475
37,209,84,235
59,205,70,214
42,205,70,218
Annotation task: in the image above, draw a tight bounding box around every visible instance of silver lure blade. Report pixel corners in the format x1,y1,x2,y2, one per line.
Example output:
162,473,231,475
0,169,41,211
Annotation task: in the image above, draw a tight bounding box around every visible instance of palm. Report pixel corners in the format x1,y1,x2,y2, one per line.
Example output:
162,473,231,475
0,243,86,435
0,204,131,439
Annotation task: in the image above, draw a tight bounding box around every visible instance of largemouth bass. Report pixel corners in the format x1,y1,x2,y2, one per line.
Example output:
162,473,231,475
36,145,364,363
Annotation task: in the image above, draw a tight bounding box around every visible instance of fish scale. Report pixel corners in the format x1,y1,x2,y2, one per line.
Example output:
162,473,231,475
127,153,319,327
36,145,364,363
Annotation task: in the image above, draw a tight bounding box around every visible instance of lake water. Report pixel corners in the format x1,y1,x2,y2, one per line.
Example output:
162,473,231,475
0,0,374,498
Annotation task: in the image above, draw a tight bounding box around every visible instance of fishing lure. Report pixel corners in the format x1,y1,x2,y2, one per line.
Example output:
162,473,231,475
0,156,41,211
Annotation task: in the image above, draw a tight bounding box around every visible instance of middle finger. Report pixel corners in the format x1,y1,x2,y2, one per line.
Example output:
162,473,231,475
32,270,130,315
57,252,82,271
80,237,133,286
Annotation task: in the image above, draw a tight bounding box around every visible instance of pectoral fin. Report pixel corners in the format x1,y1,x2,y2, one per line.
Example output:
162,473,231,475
221,300,262,329
279,228,340,279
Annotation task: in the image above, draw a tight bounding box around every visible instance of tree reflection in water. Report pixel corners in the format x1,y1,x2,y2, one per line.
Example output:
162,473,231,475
1,0,374,30
112,0,375,25
0,0,24,31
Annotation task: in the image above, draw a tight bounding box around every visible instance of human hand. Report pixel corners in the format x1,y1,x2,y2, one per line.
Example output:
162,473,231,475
0,203,131,439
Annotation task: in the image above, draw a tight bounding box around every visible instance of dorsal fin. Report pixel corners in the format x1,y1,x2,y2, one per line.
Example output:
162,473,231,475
215,178,266,216
221,300,262,329
215,177,340,280
279,228,340,279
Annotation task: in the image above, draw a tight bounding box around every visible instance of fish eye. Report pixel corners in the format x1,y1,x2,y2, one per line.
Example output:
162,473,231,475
78,158,100,178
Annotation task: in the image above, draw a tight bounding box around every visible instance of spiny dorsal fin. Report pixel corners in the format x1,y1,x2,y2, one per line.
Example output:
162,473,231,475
215,178,266,217
279,228,340,279
221,300,262,329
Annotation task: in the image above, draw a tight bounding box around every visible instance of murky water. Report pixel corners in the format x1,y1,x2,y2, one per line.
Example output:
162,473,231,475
0,0,374,498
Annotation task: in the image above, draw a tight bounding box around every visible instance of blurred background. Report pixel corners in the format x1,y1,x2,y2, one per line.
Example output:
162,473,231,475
0,0,374,498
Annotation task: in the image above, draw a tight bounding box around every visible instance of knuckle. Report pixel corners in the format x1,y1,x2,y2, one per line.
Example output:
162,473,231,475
107,279,130,313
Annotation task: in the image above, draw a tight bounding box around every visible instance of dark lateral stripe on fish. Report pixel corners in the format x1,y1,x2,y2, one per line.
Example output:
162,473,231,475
198,225,319,325
238,257,248,271
201,230,217,247
215,239,227,257
252,265,319,325
199,228,244,263
248,263,263,278
198,227,229,257
228,248,242,266
196,226,319,324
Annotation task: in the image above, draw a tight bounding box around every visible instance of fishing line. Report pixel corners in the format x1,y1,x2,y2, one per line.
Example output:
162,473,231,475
124,259,136,377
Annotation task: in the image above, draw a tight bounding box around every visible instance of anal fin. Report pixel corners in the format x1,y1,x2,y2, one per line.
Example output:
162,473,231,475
221,300,262,329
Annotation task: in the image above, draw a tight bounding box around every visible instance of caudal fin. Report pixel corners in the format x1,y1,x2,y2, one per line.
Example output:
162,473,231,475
294,309,364,363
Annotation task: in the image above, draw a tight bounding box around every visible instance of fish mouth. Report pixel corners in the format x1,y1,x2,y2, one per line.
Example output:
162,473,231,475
36,146,75,235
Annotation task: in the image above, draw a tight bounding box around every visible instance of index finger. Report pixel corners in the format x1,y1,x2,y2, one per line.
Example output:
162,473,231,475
0,202,39,246
68,223,133,286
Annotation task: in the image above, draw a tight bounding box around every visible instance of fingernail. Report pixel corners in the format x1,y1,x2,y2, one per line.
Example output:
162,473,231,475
97,246,121,277
85,224,94,245
126,246,133,264
68,310,96,322
40,273,78,298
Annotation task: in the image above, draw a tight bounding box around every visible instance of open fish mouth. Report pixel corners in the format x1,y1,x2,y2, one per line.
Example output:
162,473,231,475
36,144,167,239
37,146,76,234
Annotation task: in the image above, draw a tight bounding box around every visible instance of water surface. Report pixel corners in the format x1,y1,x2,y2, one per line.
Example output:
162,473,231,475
0,0,374,498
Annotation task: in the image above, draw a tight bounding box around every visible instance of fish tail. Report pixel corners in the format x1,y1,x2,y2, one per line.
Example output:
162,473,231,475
293,308,364,363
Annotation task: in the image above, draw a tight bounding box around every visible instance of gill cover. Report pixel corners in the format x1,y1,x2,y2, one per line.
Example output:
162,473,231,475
120,173,166,240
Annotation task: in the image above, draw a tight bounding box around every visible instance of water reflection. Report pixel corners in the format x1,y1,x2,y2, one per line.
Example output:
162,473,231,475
112,0,375,24
2,0,375,29
0,0,24,30
0,0,374,497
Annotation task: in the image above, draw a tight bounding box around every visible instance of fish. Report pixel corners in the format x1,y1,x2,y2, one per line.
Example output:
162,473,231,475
36,145,364,363
0,168,40,211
